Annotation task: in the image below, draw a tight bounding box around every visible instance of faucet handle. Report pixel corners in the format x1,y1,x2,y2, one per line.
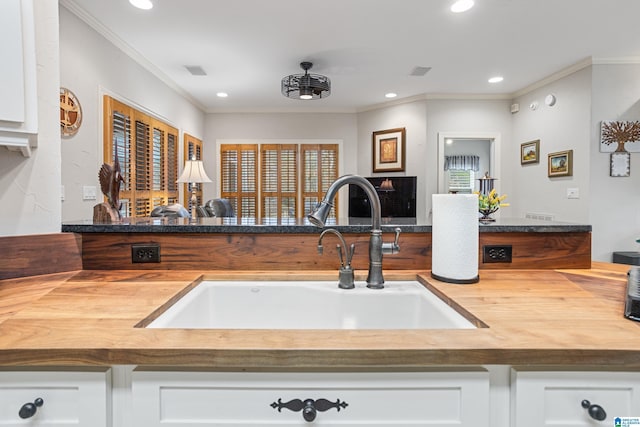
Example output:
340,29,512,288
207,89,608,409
382,227,401,255
346,243,355,266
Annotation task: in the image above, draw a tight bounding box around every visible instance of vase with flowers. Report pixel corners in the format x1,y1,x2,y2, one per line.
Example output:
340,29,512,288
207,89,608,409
476,189,509,223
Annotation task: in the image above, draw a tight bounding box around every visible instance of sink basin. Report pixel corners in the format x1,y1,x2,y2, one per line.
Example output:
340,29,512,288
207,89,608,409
146,280,476,330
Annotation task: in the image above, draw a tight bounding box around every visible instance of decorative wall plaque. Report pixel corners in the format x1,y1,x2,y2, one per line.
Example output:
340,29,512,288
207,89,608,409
60,87,82,137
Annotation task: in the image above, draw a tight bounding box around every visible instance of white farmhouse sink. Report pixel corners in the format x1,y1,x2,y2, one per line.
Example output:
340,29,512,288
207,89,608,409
147,281,476,330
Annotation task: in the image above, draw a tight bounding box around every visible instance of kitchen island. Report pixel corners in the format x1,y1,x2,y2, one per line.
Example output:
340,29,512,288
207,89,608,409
61,217,592,270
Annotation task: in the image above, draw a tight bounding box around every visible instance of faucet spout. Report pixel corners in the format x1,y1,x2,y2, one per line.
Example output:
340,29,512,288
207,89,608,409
307,174,387,289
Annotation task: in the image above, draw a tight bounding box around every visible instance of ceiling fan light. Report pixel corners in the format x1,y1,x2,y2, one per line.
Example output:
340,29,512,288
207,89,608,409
299,87,313,100
282,62,331,100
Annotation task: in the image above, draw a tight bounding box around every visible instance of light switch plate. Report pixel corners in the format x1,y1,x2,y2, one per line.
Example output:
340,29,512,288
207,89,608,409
566,188,579,199
83,185,97,200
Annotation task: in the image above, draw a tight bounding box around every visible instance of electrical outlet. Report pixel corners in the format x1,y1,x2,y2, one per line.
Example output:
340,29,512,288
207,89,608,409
483,245,512,263
131,244,161,263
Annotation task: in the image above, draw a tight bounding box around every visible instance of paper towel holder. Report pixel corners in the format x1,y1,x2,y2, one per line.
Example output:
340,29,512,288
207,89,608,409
430,193,479,285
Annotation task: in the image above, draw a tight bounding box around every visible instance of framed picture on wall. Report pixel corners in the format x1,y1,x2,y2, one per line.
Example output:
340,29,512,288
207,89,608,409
548,150,573,177
520,139,540,164
372,127,406,172
610,151,631,177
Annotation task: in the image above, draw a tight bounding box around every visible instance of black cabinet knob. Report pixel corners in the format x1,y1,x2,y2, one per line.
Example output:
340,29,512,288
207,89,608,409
302,399,317,422
581,399,607,421
19,397,44,419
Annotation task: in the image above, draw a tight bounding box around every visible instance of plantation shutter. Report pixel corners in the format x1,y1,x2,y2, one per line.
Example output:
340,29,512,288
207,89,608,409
220,144,258,218
220,142,339,220
103,95,179,217
261,144,298,221
183,134,204,210
301,144,339,219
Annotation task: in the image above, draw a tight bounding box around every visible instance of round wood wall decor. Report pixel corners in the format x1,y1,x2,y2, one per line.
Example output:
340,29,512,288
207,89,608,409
60,87,82,137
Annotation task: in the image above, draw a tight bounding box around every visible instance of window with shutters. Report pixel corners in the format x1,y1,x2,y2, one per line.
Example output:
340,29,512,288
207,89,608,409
220,144,259,219
301,144,338,220
220,142,339,221
183,134,204,212
103,95,179,217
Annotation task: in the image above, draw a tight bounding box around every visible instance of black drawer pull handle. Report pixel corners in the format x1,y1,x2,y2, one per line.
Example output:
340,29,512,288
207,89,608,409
19,397,44,419
271,398,348,422
581,399,607,421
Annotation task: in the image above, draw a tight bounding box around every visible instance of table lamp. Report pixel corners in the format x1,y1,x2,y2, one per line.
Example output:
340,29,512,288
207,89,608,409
176,158,212,219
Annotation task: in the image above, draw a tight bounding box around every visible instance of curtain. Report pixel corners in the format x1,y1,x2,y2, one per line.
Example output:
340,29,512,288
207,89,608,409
444,155,480,171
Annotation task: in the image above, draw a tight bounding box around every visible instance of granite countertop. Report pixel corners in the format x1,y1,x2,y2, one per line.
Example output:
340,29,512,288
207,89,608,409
0,263,635,368
61,216,592,234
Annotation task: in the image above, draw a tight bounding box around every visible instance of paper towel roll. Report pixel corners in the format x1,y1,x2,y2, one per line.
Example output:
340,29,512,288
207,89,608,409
431,194,479,284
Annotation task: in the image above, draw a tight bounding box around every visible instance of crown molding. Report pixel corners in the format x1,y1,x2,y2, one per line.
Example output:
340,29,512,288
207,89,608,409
592,57,640,65
512,57,593,98
60,0,206,112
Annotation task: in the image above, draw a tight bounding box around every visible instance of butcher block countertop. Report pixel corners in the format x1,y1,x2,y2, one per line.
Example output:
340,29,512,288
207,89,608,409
0,262,638,369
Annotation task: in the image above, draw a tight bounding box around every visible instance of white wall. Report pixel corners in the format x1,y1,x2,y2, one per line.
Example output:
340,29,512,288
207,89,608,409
511,67,592,224
0,1,60,236
58,6,205,221
357,101,428,219
590,63,640,261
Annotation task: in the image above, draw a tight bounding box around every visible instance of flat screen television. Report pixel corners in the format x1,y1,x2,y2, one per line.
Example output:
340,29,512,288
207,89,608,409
348,176,417,218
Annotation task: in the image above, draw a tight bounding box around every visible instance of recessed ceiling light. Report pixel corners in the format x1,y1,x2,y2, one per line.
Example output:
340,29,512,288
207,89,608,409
450,0,474,13
385,93,397,99
129,0,153,10
488,76,504,83
216,92,228,98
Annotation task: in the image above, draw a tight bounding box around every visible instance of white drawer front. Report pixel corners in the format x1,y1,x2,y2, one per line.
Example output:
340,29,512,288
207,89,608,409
0,370,110,427
133,370,489,426
511,370,640,427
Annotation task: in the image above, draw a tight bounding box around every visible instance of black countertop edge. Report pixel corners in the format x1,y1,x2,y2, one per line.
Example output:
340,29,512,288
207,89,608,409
61,217,592,234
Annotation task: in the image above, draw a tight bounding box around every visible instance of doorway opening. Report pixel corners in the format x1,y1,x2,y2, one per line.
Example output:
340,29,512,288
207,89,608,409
437,132,501,194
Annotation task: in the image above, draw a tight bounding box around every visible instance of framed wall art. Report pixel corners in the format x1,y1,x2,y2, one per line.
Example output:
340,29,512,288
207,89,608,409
520,139,540,164
372,127,406,172
548,150,573,177
600,120,640,152
610,151,631,177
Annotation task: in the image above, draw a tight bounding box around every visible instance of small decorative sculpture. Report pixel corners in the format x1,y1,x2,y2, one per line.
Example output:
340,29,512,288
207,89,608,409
93,157,125,222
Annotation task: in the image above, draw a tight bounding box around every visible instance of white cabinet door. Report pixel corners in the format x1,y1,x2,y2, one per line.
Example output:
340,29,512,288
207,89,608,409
511,369,640,427
0,0,25,124
0,0,38,156
0,369,111,427
133,370,489,426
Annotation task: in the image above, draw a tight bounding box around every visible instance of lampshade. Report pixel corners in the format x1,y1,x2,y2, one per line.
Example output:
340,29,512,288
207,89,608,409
379,178,395,192
176,160,212,183
281,62,331,100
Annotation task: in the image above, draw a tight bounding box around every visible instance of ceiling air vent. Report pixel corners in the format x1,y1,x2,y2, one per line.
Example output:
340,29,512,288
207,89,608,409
409,66,432,77
185,65,207,76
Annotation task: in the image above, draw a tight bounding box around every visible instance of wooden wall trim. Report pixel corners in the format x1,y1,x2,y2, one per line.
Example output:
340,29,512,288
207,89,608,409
80,231,591,271
0,233,82,280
